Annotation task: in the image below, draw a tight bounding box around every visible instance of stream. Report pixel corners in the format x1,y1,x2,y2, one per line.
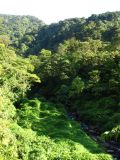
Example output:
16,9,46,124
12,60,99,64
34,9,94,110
68,112,120,160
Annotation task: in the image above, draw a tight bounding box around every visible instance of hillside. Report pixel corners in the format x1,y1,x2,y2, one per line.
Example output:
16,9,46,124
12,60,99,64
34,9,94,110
0,11,120,160
0,14,44,54
29,11,120,54
1,11,120,55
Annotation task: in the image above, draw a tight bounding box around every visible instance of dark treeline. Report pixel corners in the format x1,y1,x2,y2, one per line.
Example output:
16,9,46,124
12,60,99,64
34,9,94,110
1,11,120,55
26,11,120,54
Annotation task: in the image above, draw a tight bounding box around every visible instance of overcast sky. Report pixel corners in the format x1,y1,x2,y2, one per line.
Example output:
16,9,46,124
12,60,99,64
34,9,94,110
0,0,120,24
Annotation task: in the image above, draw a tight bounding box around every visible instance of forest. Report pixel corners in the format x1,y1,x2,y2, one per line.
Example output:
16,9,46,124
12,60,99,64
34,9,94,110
0,11,120,160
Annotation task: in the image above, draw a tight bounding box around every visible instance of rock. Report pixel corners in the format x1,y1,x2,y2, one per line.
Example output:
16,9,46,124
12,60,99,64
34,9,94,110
107,149,114,153
89,129,96,134
116,148,120,152
102,142,110,148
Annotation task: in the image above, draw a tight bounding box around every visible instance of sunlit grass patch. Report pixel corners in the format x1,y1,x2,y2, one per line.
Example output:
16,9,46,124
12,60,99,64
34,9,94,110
17,99,112,160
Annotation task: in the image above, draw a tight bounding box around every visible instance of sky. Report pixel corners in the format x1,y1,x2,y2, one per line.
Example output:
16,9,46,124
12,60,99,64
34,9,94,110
0,0,120,24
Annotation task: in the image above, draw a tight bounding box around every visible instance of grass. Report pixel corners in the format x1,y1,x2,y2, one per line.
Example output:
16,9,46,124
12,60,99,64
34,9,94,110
17,98,112,160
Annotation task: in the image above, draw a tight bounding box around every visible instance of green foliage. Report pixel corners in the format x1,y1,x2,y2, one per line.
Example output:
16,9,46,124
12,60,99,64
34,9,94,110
0,45,40,101
1,11,120,55
33,37,120,143
0,35,10,46
3,98,111,159
0,45,40,159
69,76,85,97
29,11,120,54
1,11,120,159
101,125,120,142
0,14,45,55
16,99,112,160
